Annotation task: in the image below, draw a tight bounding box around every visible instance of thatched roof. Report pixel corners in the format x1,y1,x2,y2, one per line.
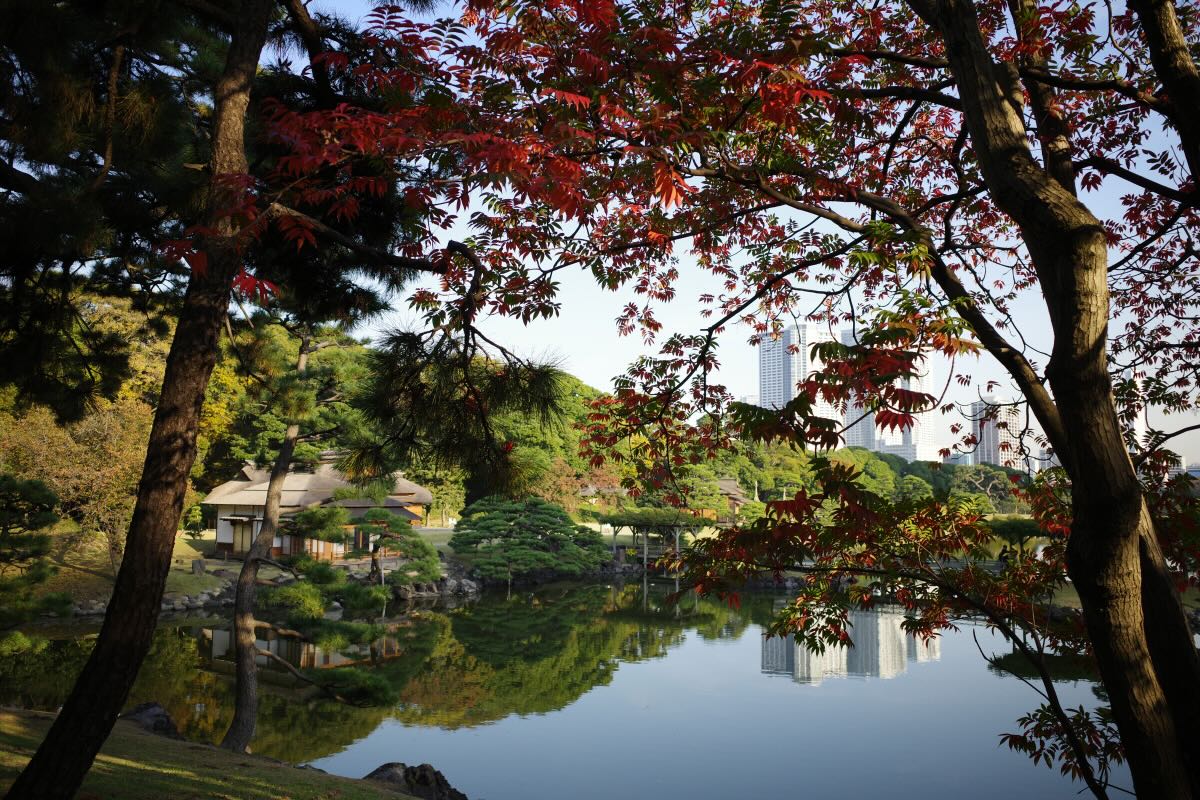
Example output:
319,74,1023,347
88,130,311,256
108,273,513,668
716,477,749,504
204,463,432,514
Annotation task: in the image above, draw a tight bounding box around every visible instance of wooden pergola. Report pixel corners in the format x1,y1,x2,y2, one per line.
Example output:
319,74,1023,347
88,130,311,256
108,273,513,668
599,508,708,570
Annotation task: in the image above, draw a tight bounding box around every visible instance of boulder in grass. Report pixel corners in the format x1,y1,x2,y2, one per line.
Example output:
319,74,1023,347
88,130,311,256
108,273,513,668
121,702,183,739
363,763,468,800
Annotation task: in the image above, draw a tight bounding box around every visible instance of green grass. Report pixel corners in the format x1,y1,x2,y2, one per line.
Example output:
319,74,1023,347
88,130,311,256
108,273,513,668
0,709,415,800
413,527,455,554
40,530,232,604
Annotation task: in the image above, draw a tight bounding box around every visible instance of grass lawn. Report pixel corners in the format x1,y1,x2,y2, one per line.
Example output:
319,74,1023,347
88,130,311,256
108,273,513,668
40,530,231,604
0,709,414,800
414,527,455,555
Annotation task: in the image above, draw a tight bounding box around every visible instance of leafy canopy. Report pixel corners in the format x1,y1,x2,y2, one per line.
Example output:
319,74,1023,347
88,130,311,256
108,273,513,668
0,474,70,628
450,497,608,582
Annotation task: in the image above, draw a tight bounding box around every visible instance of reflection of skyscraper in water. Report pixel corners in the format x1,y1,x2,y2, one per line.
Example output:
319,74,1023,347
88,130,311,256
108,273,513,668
761,634,796,676
793,639,849,687
907,634,941,663
760,607,941,685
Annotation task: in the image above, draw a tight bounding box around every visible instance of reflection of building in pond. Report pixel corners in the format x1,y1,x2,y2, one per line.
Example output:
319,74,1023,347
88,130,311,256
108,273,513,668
761,608,940,686
202,627,405,672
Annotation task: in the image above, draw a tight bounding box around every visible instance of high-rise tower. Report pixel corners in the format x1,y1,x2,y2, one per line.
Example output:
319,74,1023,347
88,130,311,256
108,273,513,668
757,322,837,421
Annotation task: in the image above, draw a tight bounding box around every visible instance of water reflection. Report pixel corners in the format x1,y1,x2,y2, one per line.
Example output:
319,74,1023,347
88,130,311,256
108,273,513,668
4,582,742,757
3,582,1115,800
204,626,408,671
761,608,941,685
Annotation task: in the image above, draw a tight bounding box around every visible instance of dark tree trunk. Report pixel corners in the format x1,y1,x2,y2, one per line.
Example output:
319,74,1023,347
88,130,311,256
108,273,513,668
908,0,1200,795
4,6,272,798
220,338,309,753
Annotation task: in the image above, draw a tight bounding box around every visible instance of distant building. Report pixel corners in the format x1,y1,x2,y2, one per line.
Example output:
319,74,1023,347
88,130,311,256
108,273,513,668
716,477,750,521
943,452,973,467
971,399,1021,467
1035,448,1061,472
839,329,876,450
754,325,943,460
879,372,939,462
757,321,838,420
204,461,431,560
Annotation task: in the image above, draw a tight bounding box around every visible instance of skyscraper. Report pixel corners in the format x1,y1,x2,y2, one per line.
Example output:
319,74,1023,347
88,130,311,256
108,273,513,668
879,372,939,462
840,329,876,450
757,322,837,420
971,399,1022,467
757,324,942,459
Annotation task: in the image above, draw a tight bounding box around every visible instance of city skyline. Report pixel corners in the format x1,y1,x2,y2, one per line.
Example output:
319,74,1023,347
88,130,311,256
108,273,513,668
757,322,941,462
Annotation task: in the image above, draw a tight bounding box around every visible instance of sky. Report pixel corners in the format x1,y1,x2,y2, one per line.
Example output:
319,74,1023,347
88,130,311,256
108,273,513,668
319,0,1200,464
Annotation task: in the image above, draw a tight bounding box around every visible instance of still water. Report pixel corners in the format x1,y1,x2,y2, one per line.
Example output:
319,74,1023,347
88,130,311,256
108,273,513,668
5,582,1125,799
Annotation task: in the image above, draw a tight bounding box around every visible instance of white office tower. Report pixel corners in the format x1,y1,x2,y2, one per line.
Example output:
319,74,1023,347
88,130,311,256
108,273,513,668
971,399,1022,467
757,322,838,421
839,329,876,450
1124,367,1148,452
878,372,939,462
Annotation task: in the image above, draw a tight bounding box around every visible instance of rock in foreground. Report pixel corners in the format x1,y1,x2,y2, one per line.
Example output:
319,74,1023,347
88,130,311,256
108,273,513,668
364,762,468,800
119,702,183,740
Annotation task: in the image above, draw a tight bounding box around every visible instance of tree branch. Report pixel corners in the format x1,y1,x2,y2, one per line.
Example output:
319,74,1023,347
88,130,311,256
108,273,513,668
1075,156,1196,205
263,203,446,276
282,0,335,107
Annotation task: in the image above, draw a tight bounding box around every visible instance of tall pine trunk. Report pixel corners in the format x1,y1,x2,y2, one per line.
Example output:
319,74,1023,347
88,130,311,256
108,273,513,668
4,6,272,797
220,337,309,753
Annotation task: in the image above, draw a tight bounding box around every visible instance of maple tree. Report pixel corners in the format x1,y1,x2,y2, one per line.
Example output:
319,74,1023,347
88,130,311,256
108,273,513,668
269,1,1198,796
7,0,1199,797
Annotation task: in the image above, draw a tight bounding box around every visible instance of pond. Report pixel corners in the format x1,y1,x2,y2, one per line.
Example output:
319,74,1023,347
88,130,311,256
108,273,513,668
3,581,1126,799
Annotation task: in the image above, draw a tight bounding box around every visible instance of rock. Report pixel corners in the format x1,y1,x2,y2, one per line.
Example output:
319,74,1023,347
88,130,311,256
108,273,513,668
121,702,183,740
363,763,468,800
328,600,343,611
458,579,478,595
442,578,459,594
191,558,206,576
297,764,327,774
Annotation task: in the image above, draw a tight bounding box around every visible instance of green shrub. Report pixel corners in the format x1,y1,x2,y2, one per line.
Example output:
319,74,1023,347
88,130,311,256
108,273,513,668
985,516,1043,548
451,497,608,584
300,560,346,587
0,631,48,657
358,509,442,584
260,582,326,622
338,582,390,613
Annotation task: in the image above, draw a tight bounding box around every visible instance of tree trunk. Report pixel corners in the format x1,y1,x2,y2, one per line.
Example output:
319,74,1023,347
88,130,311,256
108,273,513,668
907,0,1200,794
220,337,309,753
4,7,272,798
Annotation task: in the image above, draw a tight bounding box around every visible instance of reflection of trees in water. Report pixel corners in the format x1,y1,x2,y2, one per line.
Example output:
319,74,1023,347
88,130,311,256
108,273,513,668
395,583,744,728
1,584,753,757
0,629,388,762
